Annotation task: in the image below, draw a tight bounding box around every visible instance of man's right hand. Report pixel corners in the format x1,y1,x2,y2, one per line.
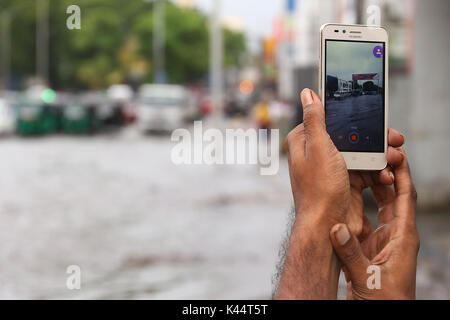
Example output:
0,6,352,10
329,149,419,299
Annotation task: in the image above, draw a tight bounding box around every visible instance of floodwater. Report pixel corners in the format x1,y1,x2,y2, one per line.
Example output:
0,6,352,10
0,127,448,299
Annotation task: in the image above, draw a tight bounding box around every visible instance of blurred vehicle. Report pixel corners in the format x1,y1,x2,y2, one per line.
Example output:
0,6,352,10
92,92,114,126
61,95,100,134
333,90,351,100
90,89,124,128
16,86,62,135
137,84,193,132
0,97,16,135
107,84,133,101
107,84,136,125
227,91,253,117
198,95,212,116
351,88,363,96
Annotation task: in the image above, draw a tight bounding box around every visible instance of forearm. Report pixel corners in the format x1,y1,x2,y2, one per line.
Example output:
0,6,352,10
274,215,341,299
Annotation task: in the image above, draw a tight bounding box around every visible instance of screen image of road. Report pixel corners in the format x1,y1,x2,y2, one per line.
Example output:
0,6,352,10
325,40,385,152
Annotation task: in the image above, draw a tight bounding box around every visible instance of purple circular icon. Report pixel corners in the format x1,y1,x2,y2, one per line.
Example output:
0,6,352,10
373,46,383,58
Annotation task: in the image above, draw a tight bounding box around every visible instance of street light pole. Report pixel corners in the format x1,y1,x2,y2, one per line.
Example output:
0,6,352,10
153,0,166,83
36,0,49,85
210,0,223,123
0,11,11,92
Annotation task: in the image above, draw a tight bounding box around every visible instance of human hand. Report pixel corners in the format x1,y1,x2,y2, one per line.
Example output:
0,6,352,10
275,88,349,299
286,88,349,228
346,128,405,239
330,151,419,299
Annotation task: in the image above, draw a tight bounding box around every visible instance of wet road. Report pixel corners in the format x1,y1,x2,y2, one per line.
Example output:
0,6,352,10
0,127,448,299
326,94,384,152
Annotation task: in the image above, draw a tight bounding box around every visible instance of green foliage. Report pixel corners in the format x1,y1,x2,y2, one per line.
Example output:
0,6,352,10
224,29,246,67
362,81,378,92
3,0,247,89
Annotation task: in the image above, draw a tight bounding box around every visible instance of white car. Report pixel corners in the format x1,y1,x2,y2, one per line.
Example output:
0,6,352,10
137,84,191,132
333,90,351,100
0,98,15,135
107,84,134,102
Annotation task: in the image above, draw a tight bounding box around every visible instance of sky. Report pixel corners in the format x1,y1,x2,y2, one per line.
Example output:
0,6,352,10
326,41,384,83
193,0,285,49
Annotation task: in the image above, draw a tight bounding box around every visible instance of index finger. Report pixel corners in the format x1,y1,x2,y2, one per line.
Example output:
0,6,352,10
393,147,417,221
388,128,405,148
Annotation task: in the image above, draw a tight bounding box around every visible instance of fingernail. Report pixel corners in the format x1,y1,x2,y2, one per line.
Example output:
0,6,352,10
335,224,351,245
301,89,313,106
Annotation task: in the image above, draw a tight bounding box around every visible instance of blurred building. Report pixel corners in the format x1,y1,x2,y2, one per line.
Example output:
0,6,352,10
276,0,450,209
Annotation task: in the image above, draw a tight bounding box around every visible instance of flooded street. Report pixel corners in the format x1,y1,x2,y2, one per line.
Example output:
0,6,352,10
0,127,448,299
326,95,384,152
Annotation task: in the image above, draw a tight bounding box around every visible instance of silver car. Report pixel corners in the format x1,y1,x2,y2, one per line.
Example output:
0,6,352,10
137,84,192,132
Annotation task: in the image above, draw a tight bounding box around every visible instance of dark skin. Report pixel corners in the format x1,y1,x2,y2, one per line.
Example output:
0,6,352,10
274,89,415,299
330,147,419,300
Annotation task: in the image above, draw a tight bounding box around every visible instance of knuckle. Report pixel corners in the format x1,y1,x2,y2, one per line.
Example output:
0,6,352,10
285,132,295,153
341,244,362,264
286,129,296,144
303,104,321,122
409,185,418,202
303,104,325,133
285,125,305,156
286,125,304,142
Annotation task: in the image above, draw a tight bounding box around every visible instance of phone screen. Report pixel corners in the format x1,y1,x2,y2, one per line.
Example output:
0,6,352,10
325,40,385,152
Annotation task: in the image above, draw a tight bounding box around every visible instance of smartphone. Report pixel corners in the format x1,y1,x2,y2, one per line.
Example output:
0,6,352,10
319,23,388,170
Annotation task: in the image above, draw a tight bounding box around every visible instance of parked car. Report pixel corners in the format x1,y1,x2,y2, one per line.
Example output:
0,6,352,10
137,84,193,132
333,90,351,100
61,95,99,134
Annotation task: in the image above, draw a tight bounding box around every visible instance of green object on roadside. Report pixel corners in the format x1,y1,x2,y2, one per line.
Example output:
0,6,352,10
16,101,61,135
61,103,99,134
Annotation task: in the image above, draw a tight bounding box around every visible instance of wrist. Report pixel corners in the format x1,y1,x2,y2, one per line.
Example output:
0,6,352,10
275,209,341,299
295,205,345,233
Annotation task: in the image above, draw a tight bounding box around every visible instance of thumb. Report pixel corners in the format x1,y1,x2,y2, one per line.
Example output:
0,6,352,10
300,88,327,139
330,224,371,287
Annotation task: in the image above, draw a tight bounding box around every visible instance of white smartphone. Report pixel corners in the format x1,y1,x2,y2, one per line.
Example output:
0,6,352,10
319,23,388,170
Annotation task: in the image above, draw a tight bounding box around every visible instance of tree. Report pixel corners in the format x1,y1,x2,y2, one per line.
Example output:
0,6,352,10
362,81,378,92
2,0,247,89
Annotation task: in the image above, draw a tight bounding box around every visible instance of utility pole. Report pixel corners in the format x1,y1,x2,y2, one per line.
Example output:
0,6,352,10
210,0,223,123
153,0,166,83
36,0,49,85
0,11,11,92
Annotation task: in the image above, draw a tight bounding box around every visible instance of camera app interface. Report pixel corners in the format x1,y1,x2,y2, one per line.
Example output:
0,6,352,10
325,40,385,152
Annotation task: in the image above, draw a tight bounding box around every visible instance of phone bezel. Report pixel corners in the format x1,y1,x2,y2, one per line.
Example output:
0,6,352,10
319,23,388,171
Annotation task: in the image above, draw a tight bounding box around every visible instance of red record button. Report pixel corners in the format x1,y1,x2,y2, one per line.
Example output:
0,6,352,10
348,132,359,144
